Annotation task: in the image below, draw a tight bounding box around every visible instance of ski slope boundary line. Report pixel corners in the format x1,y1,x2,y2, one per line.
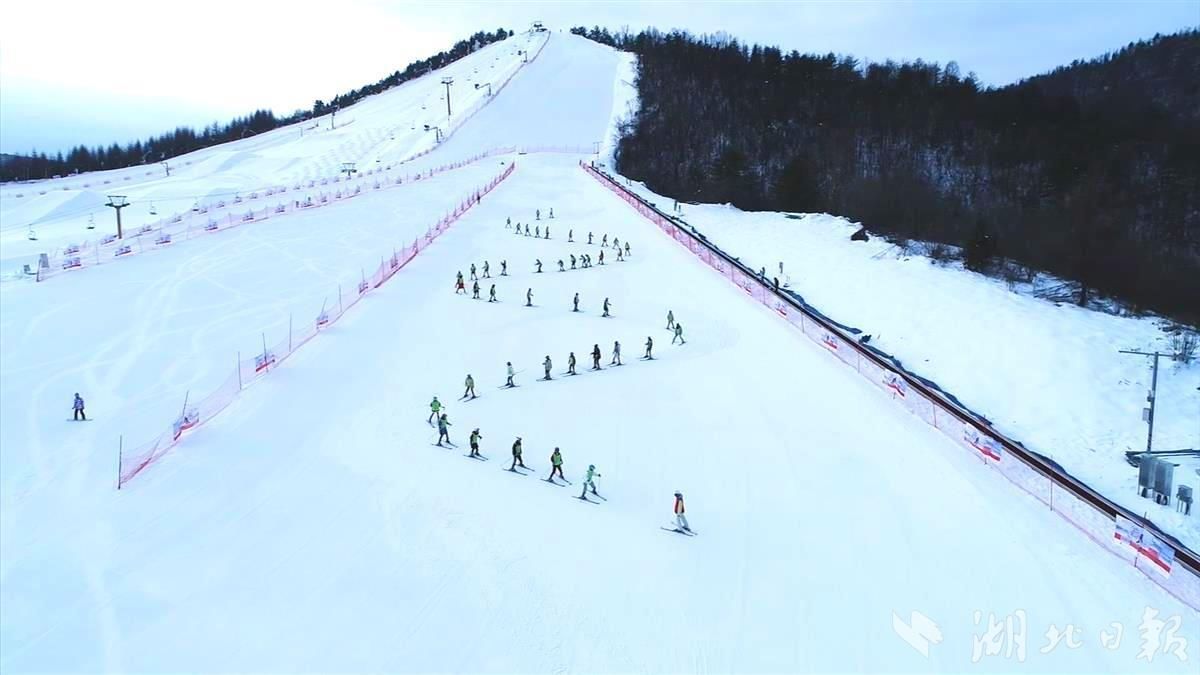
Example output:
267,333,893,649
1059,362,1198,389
578,160,1200,611
114,162,518,489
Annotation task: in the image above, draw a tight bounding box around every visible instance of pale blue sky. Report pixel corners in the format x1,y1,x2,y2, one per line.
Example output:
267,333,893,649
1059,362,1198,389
1,0,1196,154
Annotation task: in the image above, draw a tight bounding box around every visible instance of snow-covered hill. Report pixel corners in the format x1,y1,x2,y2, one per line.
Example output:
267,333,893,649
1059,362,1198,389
1,31,1197,673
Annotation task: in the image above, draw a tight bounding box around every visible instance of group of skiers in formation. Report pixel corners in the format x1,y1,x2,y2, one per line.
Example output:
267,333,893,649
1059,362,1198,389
427,210,695,534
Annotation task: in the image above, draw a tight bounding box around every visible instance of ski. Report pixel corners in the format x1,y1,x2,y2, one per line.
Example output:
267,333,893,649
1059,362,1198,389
661,527,696,536
543,478,566,487
463,395,480,402
67,418,93,422
575,495,599,504
504,467,526,475
465,454,489,461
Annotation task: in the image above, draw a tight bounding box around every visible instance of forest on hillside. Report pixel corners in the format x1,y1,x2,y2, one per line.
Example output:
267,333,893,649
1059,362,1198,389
573,27,1200,325
0,28,512,183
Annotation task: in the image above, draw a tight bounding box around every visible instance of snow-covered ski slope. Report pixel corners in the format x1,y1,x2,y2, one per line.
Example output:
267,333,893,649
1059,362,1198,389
2,32,1198,673
0,30,547,268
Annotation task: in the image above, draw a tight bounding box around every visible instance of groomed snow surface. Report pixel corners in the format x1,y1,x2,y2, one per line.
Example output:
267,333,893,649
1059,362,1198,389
2,32,1198,673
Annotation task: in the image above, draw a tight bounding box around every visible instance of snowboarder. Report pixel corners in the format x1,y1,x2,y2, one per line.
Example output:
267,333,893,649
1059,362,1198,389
542,355,552,380
463,374,476,399
472,280,480,299
567,352,577,375
505,361,515,387
535,259,543,273
579,464,600,498
500,260,508,276
644,336,654,359
602,298,611,317
573,292,580,312
72,393,86,421
558,259,565,272
437,413,452,446
510,437,527,470
469,429,483,458
624,242,631,256
610,341,622,365
428,396,442,424
470,263,477,281
673,492,690,532
570,254,577,269
666,310,675,330
591,343,601,370
568,229,574,243
598,250,605,265
672,323,685,345
489,284,497,302
483,261,490,278
526,288,533,307
588,232,593,245
548,447,565,481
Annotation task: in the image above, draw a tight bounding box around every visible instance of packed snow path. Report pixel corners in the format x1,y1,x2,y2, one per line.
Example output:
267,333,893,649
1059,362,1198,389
2,154,1195,673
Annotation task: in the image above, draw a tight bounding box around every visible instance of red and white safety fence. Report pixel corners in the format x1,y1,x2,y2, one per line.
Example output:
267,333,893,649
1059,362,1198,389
116,161,516,488
580,160,1200,611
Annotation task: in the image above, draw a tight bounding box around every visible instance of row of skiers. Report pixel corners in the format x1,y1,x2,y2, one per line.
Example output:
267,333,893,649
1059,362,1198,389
426,403,693,529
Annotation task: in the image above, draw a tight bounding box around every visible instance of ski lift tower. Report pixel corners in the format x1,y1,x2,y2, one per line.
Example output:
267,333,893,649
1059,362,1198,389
341,162,357,181
441,77,454,118
105,195,130,239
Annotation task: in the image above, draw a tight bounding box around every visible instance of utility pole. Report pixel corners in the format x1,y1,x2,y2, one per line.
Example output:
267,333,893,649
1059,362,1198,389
1120,349,1163,454
105,195,129,239
441,77,454,118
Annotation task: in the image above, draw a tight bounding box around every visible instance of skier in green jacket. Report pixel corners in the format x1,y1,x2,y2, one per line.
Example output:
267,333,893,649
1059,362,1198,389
579,464,600,498
469,429,483,458
510,437,527,470
428,396,442,424
548,447,565,482
437,413,452,446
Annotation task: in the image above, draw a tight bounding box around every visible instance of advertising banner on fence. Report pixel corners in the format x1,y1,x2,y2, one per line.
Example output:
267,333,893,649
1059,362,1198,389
1115,515,1175,577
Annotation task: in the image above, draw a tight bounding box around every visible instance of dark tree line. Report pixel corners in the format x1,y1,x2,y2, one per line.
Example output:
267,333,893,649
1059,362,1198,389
1,28,513,183
572,27,1200,324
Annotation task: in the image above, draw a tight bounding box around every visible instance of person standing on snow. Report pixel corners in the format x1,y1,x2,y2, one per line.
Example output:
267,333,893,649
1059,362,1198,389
72,393,86,421
542,355,553,380
526,288,534,307
570,254,577,269
482,261,490,278
549,208,554,219
624,242,631,257
428,396,442,424
610,341,622,365
588,232,594,245
567,352,577,375
591,344,602,370
472,280,480,299
544,226,550,240
602,298,611,318
536,209,541,220
506,216,511,229
601,234,608,248
558,259,565,272
616,248,624,262
612,236,620,250
470,263,477,281
568,229,574,243
673,492,690,531
535,225,540,238
525,224,531,236
463,374,476,399
469,429,483,458
510,437,527,470
505,362,516,387
672,323,685,345
437,413,452,446
644,336,654,359
548,447,565,482
666,310,675,330
500,260,508,276
573,292,580,312
535,259,543,273
579,464,601,498
598,250,605,265
489,284,497,302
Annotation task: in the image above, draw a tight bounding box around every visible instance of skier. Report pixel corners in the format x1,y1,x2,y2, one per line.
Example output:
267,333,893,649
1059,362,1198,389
510,437,527,470
644,336,654,359
544,227,550,240
535,259,543,273
616,247,624,262
525,224,531,236
549,207,554,219
72,393,86,421
581,254,589,269
568,351,577,375
470,263,477,281
536,209,541,220
558,259,565,272
437,413,452,446
672,323,685,345
505,361,515,387
455,278,465,295
573,292,580,312
472,280,480,299
613,236,620,250
588,232,593,245
515,224,521,236
427,396,442,424
548,447,565,482
570,254,577,269
483,261,490,278
542,355,553,380
500,260,508,276
598,250,605,265
591,343,601,370
666,310,675,330
624,242,631,256
673,492,691,532
602,234,608,248
506,216,511,228
535,225,540,238
602,298,611,318
568,229,574,243
456,270,464,285
773,277,780,293
579,464,600,499
469,428,483,458
526,288,534,307
610,340,622,365
489,284,497,302
463,374,476,399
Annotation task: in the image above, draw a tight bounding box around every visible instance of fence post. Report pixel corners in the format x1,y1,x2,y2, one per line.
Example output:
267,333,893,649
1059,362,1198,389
237,351,243,390
339,284,343,315
116,435,123,490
